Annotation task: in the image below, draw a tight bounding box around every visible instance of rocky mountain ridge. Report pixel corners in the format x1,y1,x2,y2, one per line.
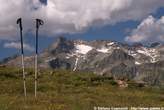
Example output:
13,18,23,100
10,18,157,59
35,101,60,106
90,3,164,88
2,37,164,86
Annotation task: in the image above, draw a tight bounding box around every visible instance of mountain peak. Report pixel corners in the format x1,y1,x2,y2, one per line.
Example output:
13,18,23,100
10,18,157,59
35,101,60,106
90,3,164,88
48,36,74,55
56,36,67,43
150,42,161,48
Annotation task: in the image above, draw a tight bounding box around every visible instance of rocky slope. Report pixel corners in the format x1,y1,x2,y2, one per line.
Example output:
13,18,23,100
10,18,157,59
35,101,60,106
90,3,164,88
2,37,164,86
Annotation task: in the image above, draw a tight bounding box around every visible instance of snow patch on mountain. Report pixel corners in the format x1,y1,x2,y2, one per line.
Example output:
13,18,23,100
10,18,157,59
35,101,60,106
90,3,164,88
66,43,93,62
137,47,159,63
45,57,56,63
73,57,79,71
97,47,109,53
66,56,70,59
128,50,138,57
75,44,93,54
96,46,115,53
135,61,141,65
107,42,115,46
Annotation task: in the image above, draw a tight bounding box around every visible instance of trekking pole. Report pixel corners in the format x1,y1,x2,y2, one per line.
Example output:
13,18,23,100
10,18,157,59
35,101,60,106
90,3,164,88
17,18,27,97
35,19,44,98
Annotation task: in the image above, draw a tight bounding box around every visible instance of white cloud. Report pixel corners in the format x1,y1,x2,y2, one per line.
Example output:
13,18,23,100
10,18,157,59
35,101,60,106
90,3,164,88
4,42,34,52
125,16,164,42
0,0,164,40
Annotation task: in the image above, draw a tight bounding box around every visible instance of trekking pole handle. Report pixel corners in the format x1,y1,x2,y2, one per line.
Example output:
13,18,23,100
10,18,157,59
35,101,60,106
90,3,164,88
17,18,23,31
36,19,44,29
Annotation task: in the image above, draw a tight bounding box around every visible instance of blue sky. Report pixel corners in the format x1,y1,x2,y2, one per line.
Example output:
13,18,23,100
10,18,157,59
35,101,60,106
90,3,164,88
0,0,164,60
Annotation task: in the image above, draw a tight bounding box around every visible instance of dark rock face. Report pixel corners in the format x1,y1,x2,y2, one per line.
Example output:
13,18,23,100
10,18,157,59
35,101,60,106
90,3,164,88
111,63,137,80
136,61,164,86
150,42,161,48
50,37,74,55
49,58,71,69
132,43,143,48
109,49,134,62
0,54,19,64
96,49,135,70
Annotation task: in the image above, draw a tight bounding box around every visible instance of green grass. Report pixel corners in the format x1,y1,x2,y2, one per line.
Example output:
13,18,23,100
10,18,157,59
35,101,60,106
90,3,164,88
0,67,163,110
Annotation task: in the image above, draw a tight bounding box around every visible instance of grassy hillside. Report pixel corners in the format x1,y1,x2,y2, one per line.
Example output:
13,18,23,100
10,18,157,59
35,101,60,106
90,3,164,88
0,67,164,110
